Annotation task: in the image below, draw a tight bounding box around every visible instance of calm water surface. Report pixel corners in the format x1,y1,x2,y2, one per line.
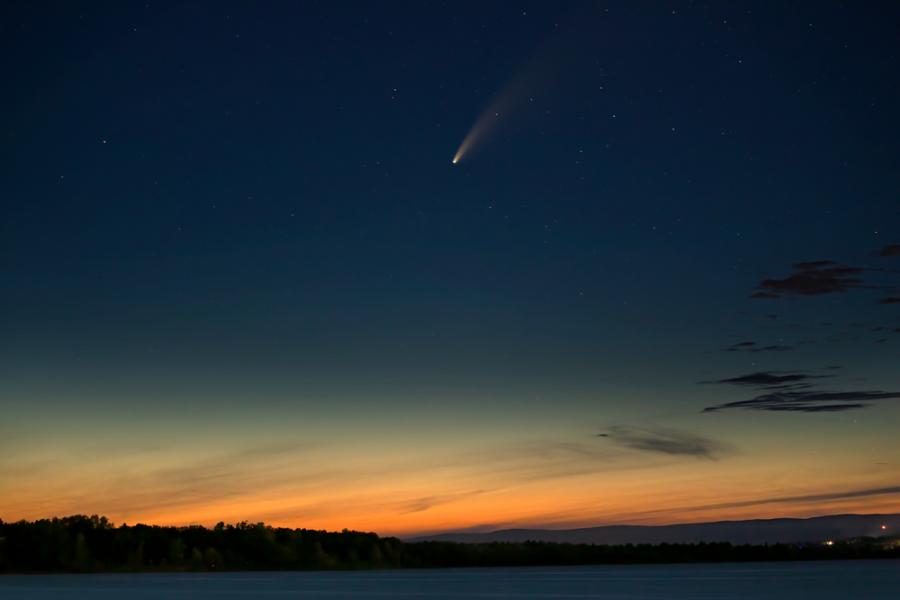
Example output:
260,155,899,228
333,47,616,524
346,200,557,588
1,560,897,599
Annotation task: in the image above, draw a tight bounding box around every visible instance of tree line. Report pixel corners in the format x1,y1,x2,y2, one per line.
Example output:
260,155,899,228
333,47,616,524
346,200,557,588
1,515,897,572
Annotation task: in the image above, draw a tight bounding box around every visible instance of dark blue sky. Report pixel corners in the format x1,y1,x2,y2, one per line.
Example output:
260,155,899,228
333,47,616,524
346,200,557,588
2,1,899,532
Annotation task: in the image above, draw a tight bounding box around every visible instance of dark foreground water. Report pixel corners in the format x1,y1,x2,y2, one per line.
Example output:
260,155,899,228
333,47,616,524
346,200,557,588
1,560,898,599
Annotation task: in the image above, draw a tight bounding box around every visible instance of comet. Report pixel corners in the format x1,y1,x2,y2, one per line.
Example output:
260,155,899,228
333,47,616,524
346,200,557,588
450,32,553,165
450,9,598,165
452,105,514,165
451,98,511,165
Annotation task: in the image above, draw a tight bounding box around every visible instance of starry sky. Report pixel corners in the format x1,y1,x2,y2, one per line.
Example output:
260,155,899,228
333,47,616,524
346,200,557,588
2,1,899,535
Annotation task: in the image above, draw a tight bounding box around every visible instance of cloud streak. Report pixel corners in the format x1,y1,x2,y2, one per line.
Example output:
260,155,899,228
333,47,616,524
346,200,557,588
597,426,731,460
702,370,900,413
753,260,870,298
628,485,900,518
703,371,823,387
723,341,793,353
703,390,900,413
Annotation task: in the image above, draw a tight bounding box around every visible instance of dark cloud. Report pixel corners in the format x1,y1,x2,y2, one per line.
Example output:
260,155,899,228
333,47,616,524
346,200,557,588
722,341,793,353
751,246,900,299
793,260,838,269
650,485,900,515
754,261,869,298
703,371,819,387
700,368,900,413
401,490,485,514
751,291,781,299
755,345,793,353
597,426,730,460
703,389,900,413
728,341,756,349
879,297,900,304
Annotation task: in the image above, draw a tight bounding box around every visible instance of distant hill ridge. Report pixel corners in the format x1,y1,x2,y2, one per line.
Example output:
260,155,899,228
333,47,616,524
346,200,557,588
410,513,900,545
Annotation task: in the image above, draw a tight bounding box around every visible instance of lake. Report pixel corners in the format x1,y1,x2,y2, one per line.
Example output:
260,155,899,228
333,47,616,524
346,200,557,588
1,560,897,598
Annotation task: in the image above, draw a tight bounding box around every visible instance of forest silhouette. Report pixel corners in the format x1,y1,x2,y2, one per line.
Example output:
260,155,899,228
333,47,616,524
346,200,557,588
1,515,898,572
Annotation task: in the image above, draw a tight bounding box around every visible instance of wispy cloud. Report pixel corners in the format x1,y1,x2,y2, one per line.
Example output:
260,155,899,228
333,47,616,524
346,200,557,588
590,485,900,525
702,371,824,387
11,443,326,520
753,260,871,298
597,426,731,460
751,246,900,300
723,341,793,353
400,490,486,514
668,485,900,513
703,390,900,413
701,368,900,413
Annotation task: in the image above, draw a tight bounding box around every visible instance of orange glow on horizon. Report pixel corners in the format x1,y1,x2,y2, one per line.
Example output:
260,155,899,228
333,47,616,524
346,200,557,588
3,413,899,537
4,449,899,536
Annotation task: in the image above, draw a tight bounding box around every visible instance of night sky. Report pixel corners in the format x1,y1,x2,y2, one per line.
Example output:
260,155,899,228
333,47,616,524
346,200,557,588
2,1,899,535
